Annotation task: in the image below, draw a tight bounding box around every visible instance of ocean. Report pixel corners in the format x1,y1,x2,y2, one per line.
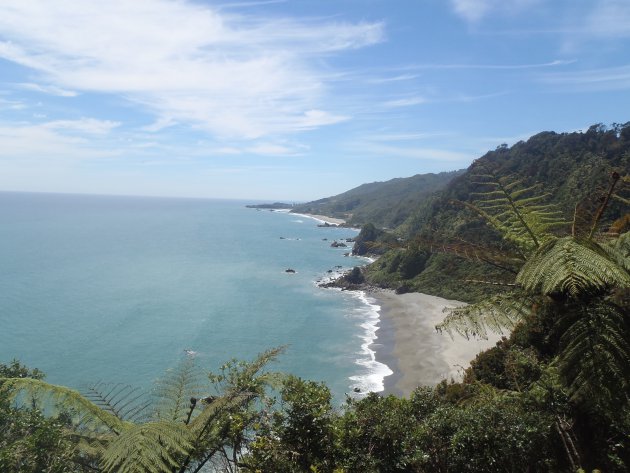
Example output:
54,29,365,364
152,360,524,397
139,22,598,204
0,192,391,401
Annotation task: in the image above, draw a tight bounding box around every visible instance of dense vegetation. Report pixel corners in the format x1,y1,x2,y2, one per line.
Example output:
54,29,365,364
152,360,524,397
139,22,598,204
291,170,463,229
359,124,630,302
2,124,629,472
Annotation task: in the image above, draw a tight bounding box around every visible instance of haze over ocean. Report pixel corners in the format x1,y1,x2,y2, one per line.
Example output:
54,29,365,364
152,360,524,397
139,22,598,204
0,192,391,400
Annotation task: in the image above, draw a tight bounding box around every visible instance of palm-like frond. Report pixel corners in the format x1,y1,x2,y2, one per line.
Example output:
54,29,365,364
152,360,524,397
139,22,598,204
101,421,194,473
1,377,127,434
556,301,630,406
437,292,535,339
464,171,567,253
601,231,630,272
153,356,207,423
84,382,150,422
517,236,630,298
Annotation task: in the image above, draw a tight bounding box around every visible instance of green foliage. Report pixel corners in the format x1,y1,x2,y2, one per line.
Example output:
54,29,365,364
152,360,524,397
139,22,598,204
0,360,84,473
517,236,630,297
464,169,567,253
438,292,534,339
248,376,337,472
351,223,399,256
339,393,419,472
2,349,283,473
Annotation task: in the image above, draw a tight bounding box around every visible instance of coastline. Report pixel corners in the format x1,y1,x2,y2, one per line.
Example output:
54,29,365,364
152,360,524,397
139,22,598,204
370,290,503,397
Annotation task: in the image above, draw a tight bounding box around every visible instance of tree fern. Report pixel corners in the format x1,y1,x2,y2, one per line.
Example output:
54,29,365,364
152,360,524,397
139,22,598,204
464,168,567,254
555,301,630,407
153,356,207,424
84,381,150,423
1,377,128,434
517,236,630,298
101,421,194,473
437,292,534,339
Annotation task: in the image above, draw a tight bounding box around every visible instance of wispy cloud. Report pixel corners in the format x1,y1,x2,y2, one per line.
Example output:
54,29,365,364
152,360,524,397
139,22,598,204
0,1,382,140
18,82,78,97
382,96,426,108
0,120,120,159
44,118,121,135
359,143,472,162
367,132,448,142
407,59,575,70
367,74,419,84
539,65,630,91
449,0,542,23
585,0,630,39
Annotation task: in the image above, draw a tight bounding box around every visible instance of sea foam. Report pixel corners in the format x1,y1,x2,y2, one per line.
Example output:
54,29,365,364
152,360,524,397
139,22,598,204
347,291,393,396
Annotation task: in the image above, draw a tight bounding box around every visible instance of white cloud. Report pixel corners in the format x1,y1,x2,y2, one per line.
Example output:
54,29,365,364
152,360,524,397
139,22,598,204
0,1,382,140
382,96,426,108
0,98,27,110
450,0,541,23
246,143,299,156
540,65,630,91
18,82,78,97
585,0,630,38
0,121,119,159
45,118,121,135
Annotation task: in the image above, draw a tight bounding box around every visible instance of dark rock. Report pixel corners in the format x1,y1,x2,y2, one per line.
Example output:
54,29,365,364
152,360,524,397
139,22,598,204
330,241,347,248
395,283,412,294
353,387,361,393
285,269,296,273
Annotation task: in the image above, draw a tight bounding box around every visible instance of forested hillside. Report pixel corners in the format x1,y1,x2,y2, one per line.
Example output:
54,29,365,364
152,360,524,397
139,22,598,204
291,170,463,228
360,123,630,301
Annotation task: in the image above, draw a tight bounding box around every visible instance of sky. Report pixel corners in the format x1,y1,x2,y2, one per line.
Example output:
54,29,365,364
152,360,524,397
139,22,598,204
0,0,629,201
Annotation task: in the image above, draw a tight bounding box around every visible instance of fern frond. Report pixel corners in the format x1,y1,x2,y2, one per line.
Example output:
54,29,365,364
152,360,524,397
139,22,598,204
437,293,534,339
601,231,630,272
464,170,570,253
101,421,194,473
517,236,630,298
1,377,128,434
556,301,630,406
152,356,207,423
84,382,150,422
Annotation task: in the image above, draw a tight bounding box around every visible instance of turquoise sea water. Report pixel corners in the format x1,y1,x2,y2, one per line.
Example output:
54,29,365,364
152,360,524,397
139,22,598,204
0,192,390,400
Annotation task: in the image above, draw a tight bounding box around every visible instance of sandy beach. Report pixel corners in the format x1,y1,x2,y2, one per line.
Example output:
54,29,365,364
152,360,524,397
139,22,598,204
294,212,347,226
371,290,503,397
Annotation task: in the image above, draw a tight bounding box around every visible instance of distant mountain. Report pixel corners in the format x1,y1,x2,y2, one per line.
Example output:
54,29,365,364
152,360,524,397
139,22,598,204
291,170,464,228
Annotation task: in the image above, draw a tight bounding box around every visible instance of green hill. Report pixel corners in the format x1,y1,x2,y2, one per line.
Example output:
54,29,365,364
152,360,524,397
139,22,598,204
291,170,464,228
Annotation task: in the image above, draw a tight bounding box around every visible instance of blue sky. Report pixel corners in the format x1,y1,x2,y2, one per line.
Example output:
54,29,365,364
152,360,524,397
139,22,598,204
0,0,628,200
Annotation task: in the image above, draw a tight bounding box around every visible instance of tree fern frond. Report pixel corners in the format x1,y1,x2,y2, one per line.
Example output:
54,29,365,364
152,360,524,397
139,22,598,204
84,382,149,422
1,377,128,434
101,421,194,473
152,356,207,423
517,236,630,298
556,301,630,406
437,293,534,339
601,231,630,272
